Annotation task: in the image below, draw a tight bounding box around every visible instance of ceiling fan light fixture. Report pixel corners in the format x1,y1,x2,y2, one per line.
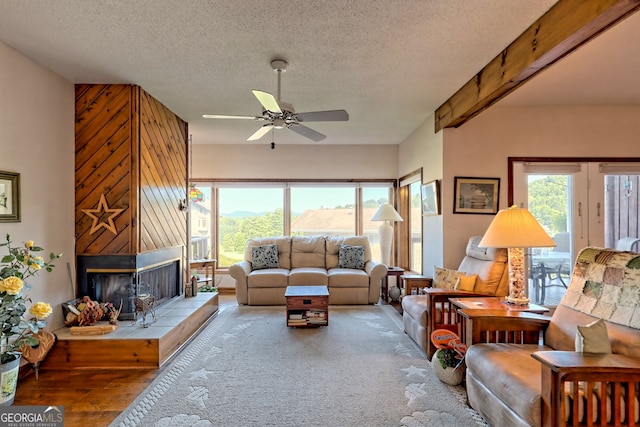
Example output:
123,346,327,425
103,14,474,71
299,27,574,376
273,118,285,129
202,58,348,144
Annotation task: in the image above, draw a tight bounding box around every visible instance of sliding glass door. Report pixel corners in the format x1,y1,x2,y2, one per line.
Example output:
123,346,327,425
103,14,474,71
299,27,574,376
512,160,640,306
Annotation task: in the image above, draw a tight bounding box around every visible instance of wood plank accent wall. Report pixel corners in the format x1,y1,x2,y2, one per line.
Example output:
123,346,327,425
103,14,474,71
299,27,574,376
75,84,188,257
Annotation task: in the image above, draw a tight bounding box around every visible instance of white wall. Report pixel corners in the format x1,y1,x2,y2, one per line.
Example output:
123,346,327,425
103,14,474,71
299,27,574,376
398,114,444,274
191,143,398,179
442,105,640,267
0,42,75,330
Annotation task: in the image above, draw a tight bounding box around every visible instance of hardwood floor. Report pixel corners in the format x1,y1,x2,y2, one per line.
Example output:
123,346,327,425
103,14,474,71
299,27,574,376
14,292,400,426
13,293,234,427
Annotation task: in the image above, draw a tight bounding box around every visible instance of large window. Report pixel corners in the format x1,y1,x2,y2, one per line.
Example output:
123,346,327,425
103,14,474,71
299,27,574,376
398,170,423,274
190,181,395,268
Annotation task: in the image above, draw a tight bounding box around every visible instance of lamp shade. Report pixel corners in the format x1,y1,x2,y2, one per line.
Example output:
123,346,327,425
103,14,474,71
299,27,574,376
371,204,404,222
479,206,556,248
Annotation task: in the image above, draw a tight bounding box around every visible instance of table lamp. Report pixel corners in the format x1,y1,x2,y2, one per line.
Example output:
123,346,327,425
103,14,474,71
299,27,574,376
371,204,403,266
478,206,556,304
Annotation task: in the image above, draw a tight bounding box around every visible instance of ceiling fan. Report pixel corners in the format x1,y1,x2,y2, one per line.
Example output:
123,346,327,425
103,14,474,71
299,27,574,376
202,59,349,146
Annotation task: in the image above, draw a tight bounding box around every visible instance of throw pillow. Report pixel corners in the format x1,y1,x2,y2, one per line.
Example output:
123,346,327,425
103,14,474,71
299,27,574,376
338,244,365,270
251,244,280,270
575,319,612,353
433,267,462,289
455,274,478,292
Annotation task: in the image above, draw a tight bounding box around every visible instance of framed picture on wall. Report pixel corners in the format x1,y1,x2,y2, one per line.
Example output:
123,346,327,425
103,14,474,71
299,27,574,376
0,171,20,223
453,176,500,214
421,180,440,216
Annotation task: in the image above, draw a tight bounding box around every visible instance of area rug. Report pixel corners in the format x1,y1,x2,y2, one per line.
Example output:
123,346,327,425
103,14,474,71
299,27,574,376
111,304,488,427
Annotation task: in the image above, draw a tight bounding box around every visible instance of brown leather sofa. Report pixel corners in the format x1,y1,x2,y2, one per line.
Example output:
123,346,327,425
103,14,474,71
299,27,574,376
463,247,640,427
401,236,509,359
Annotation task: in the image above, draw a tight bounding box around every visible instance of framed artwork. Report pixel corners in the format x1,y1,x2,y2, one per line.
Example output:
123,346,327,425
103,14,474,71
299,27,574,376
0,171,20,223
421,180,440,216
453,176,500,214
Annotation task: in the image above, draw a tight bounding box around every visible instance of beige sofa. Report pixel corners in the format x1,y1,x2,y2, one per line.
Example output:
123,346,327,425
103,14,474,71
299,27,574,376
463,247,640,427
229,235,387,305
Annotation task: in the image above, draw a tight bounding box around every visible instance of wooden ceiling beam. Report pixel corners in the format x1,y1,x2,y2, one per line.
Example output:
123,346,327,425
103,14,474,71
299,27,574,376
434,0,640,132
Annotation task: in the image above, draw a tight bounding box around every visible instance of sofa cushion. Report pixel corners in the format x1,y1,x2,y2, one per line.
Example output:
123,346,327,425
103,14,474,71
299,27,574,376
328,268,369,288
244,237,292,270
326,236,372,268
466,343,551,427
251,244,279,270
247,268,290,288
460,235,508,296
291,236,326,268
401,295,445,325
338,244,365,269
289,267,328,286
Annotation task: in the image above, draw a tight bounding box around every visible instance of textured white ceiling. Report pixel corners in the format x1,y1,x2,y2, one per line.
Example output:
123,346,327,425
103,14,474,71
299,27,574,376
3,0,633,147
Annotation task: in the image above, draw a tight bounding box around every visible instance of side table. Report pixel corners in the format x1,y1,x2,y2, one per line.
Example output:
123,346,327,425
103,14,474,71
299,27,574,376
189,259,217,286
401,274,430,296
382,266,404,302
449,297,549,348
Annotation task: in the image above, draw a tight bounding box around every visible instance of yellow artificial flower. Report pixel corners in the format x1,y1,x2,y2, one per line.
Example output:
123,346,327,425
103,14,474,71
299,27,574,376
0,276,24,295
25,240,34,248
29,302,53,319
30,256,44,270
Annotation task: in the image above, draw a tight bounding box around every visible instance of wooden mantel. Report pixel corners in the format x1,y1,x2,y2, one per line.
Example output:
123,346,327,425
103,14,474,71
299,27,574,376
435,0,640,132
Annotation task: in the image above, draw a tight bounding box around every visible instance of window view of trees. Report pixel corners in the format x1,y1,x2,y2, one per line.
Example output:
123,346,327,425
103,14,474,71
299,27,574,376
527,175,569,236
190,184,394,268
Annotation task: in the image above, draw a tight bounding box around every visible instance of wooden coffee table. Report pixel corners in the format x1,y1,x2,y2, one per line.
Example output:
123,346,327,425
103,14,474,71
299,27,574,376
285,286,329,327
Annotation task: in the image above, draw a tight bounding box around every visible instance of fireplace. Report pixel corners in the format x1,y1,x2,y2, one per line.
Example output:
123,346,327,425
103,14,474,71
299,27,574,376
77,246,183,320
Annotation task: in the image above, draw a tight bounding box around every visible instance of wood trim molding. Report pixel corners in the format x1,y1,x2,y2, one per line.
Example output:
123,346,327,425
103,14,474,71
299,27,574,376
435,0,640,132
507,156,640,206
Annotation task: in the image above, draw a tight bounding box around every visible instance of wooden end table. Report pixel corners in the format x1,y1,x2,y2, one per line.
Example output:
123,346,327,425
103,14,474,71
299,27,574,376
189,259,217,286
383,266,404,302
401,274,430,296
285,286,329,327
449,297,549,348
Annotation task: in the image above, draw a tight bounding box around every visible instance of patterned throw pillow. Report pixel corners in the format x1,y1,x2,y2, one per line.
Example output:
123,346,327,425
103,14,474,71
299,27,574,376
338,245,365,270
433,267,462,289
251,244,279,270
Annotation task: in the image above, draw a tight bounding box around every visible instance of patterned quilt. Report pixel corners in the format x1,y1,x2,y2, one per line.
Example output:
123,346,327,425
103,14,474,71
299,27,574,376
561,247,640,329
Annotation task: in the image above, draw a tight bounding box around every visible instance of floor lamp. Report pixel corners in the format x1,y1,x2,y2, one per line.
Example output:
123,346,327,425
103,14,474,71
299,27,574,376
371,204,403,266
478,206,556,304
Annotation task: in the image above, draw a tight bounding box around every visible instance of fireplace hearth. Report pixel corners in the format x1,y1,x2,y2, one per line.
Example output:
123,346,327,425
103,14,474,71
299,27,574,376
77,247,183,320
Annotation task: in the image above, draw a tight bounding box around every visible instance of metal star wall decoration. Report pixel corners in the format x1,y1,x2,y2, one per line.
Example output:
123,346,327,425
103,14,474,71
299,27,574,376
82,194,124,235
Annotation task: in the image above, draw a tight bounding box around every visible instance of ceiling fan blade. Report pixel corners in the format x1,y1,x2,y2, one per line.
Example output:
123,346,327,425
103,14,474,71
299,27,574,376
252,90,282,113
289,124,326,142
202,114,264,120
296,110,349,122
247,124,273,141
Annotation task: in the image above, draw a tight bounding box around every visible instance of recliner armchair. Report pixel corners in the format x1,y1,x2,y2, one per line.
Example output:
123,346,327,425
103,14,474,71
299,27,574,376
401,236,509,359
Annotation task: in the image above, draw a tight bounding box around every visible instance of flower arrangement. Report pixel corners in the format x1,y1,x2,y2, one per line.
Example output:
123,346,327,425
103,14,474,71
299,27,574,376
0,234,61,364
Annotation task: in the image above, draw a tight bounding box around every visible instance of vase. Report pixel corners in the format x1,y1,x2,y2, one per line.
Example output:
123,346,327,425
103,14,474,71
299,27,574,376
0,354,21,405
432,349,465,386
388,286,401,302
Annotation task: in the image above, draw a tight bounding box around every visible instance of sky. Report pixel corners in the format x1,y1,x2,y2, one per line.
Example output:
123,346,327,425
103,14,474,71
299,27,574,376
196,186,389,213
